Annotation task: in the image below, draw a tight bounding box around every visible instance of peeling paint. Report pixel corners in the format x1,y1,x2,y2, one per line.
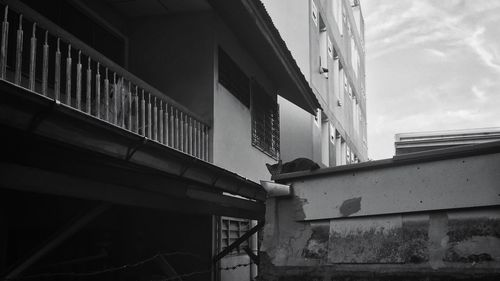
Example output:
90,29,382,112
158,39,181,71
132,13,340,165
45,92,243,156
339,197,361,217
302,222,329,260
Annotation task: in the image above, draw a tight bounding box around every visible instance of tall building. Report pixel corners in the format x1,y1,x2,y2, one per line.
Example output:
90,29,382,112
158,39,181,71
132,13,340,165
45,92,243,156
262,0,368,167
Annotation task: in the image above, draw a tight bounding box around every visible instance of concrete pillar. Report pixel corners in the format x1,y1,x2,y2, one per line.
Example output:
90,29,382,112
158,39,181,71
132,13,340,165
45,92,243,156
335,131,342,165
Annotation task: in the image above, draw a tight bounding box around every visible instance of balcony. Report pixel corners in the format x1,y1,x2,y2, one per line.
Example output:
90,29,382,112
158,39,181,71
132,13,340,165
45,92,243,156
0,1,209,161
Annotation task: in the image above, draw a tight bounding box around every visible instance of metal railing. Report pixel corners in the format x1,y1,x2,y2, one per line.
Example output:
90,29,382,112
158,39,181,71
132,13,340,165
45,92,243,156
0,1,210,161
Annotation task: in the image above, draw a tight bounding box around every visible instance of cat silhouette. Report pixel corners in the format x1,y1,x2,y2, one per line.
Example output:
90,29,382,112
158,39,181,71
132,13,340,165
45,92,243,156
266,158,320,177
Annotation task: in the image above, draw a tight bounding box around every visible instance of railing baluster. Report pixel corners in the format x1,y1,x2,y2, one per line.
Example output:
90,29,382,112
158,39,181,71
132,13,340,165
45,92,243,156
184,115,188,153
54,38,60,100
169,105,174,146
104,68,109,121
180,111,184,151
127,81,131,130
200,123,205,160
113,73,117,124
75,51,81,110
86,57,91,114
120,78,125,127
186,116,190,154
153,97,157,141
196,121,201,158
95,62,100,118
204,126,209,161
14,14,22,85
134,85,138,133
175,109,180,149
140,89,145,136
28,22,36,91
0,6,9,80
159,102,163,144
41,31,48,96
65,44,72,106
147,93,151,138
163,102,168,145
187,117,192,155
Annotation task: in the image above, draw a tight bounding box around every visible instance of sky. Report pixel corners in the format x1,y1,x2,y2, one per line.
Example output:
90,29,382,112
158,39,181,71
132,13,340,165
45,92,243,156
360,0,500,160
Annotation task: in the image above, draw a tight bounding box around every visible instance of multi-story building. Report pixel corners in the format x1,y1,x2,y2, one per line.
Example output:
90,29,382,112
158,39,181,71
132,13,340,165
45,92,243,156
395,127,500,155
0,0,321,280
262,0,368,167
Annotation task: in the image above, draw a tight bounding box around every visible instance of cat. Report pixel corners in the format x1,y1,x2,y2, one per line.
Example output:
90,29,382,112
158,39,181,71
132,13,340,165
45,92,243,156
266,158,320,177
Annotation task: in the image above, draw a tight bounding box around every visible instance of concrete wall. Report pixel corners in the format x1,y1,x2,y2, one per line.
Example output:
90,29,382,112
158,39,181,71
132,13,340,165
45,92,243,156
211,14,277,183
260,152,500,280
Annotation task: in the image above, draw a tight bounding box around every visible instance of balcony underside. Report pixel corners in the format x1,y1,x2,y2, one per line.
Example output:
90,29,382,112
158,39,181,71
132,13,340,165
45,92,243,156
0,80,266,220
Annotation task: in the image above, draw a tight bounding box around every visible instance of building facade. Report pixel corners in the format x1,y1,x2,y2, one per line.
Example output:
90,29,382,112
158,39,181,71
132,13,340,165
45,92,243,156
395,127,500,155
0,0,321,280
262,0,368,167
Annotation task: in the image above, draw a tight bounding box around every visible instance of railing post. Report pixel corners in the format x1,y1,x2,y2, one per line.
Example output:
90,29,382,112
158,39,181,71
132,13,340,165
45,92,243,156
153,97,157,141
120,77,125,127
14,14,23,85
65,44,72,106
127,81,131,130
159,101,164,144
134,85,138,133
95,62,101,118
113,73,117,124
54,38,60,100
75,51,82,110
86,57,91,114
147,93,151,138
104,68,109,121
28,22,36,91
41,31,48,96
0,6,9,80
140,89,145,136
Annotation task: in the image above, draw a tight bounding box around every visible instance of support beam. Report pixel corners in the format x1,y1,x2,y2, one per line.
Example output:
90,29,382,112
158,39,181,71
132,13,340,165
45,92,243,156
213,221,264,263
3,203,110,280
243,246,259,264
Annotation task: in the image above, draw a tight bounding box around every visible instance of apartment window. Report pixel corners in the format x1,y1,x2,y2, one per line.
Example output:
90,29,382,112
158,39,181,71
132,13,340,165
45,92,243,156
218,48,250,107
319,14,328,75
220,217,250,255
251,80,280,159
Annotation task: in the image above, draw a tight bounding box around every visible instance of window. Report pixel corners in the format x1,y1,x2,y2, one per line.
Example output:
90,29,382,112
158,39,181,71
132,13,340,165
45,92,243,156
218,48,250,107
251,80,280,159
220,217,250,255
319,14,328,75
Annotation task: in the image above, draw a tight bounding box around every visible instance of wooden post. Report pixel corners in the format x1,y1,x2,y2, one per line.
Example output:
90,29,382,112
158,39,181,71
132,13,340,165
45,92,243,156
28,22,36,91
104,68,109,121
86,57,91,114
140,89,145,136
95,62,101,118
54,38,60,100
65,44,72,106
153,97,157,141
41,31,48,96
75,51,82,110
127,81,131,130
14,14,23,85
0,6,9,80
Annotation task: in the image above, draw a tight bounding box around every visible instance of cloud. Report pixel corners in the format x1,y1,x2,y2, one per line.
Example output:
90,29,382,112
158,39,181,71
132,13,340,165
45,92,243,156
362,0,500,159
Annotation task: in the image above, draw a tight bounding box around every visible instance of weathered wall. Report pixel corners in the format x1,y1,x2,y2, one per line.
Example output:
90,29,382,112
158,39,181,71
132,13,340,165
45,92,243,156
211,12,277,183
260,152,500,280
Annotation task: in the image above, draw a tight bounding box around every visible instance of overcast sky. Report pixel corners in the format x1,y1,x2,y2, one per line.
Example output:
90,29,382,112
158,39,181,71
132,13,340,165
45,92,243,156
361,0,500,160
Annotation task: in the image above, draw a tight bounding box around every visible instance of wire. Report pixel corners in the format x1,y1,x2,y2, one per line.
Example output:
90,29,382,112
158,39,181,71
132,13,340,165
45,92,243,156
3,252,255,281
